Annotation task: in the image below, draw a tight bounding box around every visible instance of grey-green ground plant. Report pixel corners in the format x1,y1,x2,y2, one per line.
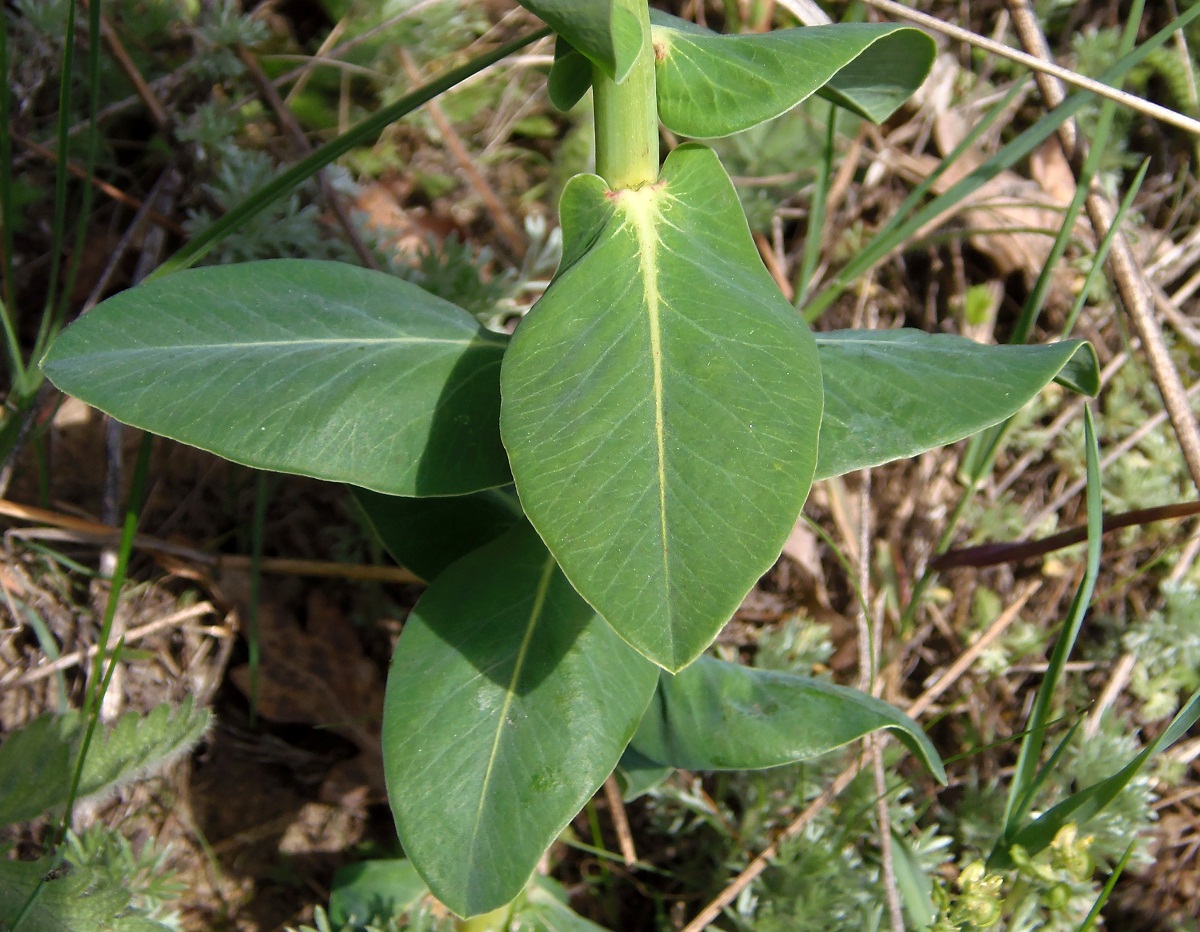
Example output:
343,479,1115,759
0,700,210,931
40,1,1114,922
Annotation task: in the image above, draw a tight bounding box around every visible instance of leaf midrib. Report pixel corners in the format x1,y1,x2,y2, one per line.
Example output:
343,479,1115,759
625,195,672,637
469,555,558,853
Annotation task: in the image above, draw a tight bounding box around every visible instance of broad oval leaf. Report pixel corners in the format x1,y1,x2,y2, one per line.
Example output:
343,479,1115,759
501,145,822,672
41,260,511,496
383,523,658,917
815,331,1099,480
517,0,644,80
631,656,946,782
653,21,936,137
351,485,523,581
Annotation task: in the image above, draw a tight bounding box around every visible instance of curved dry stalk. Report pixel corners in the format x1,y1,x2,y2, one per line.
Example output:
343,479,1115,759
1001,0,1200,497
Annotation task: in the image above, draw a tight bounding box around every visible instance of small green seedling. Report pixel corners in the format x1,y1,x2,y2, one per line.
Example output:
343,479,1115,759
42,2,1100,919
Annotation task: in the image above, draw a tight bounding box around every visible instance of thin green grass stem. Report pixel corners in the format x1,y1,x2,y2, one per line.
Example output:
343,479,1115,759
997,407,1102,850
1011,0,1143,345
1062,158,1150,337
957,0,1142,484
42,0,104,354
802,78,1028,321
0,8,19,322
248,472,270,727
0,296,26,393
42,0,80,330
154,28,549,279
1079,842,1135,931
19,600,70,711
78,432,153,725
794,103,835,307
32,433,154,913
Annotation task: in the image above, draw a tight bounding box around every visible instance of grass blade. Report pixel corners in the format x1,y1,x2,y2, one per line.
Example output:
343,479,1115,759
1078,841,1135,931
995,406,1102,856
803,2,1200,321
42,0,80,330
794,101,836,306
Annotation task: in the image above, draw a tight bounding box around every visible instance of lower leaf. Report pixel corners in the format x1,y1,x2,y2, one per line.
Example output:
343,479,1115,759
631,656,945,782
382,523,659,917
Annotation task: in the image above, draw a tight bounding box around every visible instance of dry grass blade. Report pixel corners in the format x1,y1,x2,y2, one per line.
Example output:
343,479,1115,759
0,498,421,585
1002,0,1200,495
862,0,1200,139
6,602,218,688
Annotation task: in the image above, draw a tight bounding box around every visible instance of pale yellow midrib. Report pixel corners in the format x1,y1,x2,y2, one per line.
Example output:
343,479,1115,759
627,199,671,607
469,555,557,849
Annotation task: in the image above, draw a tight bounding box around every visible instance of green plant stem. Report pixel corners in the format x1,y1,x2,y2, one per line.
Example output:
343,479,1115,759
795,102,836,306
592,6,658,189
42,0,79,326
456,906,512,932
43,0,104,352
0,7,17,320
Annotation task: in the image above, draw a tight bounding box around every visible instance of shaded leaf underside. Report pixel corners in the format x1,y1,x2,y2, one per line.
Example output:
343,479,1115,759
632,656,945,781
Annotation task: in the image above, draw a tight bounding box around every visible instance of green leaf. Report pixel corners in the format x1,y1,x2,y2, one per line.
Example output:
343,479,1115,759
547,37,593,112
501,145,822,673
514,875,611,930
0,858,173,932
42,260,511,496
0,714,75,826
516,0,644,80
631,657,945,782
351,485,523,581
382,523,658,917
652,21,936,138
0,699,210,826
615,745,673,801
815,332,1098,480
329,859,428,927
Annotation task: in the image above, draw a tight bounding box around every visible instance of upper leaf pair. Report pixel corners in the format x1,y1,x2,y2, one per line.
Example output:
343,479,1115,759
547,9,938,137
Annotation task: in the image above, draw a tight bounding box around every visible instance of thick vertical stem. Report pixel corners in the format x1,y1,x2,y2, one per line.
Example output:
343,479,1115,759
592,4,658,190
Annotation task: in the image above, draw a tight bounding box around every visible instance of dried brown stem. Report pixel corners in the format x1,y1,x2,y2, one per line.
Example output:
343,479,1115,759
0,497,422,584
931,500,1200,571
